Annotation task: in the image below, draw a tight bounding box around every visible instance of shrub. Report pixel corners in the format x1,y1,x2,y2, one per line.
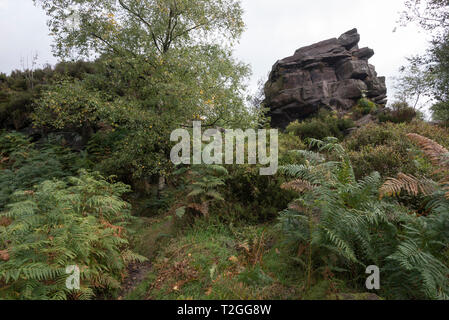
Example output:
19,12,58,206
222,165,295,223
278,132,306,166
286,110,355,141
278,137,449,299
0,91,35,130
175,165,228,220
0,170,145,300
355,97,377,115
378,102,418,124
431,100,449,126
344,121,449,178
0,131,92,210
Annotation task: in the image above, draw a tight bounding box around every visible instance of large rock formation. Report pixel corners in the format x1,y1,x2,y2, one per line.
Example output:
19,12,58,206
264,29,387,129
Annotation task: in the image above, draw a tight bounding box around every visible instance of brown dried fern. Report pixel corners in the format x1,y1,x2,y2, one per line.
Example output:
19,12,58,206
281,179,316,193
407,133,449,169
407,133,449,199
380,173,435,199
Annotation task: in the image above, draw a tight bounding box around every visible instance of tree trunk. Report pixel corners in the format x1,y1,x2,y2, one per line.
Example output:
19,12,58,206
157,175,166,199
81,121,94,146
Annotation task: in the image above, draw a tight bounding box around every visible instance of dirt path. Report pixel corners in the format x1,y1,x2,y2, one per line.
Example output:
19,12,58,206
118,260,153,299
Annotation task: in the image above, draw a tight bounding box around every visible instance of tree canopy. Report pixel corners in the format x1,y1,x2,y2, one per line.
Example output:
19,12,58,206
33,0,259,180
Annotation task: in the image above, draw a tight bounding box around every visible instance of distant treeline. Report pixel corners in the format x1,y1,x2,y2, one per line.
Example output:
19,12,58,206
0,60,97,131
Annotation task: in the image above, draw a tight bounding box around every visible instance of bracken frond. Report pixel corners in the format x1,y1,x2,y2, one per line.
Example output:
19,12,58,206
380,173,436,199
281,179,316,193
407,133,449,169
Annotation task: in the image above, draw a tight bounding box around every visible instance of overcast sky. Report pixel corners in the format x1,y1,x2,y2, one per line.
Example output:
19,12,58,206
0,0,432,102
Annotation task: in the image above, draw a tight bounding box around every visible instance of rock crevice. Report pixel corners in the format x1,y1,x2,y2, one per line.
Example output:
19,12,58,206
264,29,387,129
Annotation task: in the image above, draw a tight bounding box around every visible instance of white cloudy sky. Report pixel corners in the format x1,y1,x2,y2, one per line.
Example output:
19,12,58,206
0,0,432,100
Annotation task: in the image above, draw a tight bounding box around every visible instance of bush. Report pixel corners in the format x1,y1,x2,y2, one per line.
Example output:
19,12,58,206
278,137,449,299
278,132,306,166
175,165,228,220
378,102,418,124
0,170,145,300
286,110,355,141
344,121,449,178
0,131,92,210
431,100,449,125
222,165,295,223
355,97,377,115
0,91,35,130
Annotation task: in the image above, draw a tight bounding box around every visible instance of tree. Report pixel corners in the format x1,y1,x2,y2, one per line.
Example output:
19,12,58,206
394,56,435,111
33,0,259,182
399,0,449,122
401,0,449,34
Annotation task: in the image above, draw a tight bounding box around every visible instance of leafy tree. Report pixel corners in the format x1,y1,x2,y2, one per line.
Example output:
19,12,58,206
33,78,106,144
431,100,449,125
33,0,258,183
394,56,435,111
0,60,98,131
401,0,449,34
399,0,449,121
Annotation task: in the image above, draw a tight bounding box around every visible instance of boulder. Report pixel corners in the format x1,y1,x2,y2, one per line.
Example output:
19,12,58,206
265,29,387,129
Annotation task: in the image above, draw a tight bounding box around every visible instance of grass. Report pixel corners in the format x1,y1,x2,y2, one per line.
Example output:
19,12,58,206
126,216,305,300
124,208,383,300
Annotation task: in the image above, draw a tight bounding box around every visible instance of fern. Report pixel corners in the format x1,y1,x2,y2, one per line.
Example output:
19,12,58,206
380,173,437,199
278,136,449,299
176,164,228,218
0,170,146,300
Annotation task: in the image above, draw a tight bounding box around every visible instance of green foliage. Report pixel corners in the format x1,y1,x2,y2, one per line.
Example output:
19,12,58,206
32,0,258,183
378,101,418,124
175,165,228,219
0,61,97,131
344,121,449,178
0,91,35,130
278,132,307,166
223,165,295,223
142,220,301,300
355,97,377,115
278,137,449,299
431,100,449,125
0,131,92,210
380,133,449,299
32,78,105,132
286,110,355,141
0,170,145,300
0,131,32,156
400,1,449,119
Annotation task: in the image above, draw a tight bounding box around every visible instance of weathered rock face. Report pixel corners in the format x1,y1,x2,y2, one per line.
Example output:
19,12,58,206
264,29,387,129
